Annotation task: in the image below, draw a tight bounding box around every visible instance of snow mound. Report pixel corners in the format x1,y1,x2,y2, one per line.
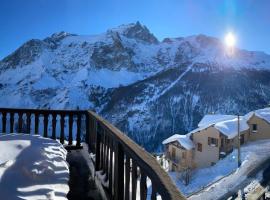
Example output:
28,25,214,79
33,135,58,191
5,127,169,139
162,134,194,150
0,134,69,200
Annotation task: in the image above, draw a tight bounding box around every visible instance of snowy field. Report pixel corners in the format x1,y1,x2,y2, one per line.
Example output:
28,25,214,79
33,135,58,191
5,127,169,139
166,139,270,199
0,134,69,200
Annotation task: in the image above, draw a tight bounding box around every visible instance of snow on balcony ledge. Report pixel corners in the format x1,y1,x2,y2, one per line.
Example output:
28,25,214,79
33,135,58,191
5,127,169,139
0,134,69,200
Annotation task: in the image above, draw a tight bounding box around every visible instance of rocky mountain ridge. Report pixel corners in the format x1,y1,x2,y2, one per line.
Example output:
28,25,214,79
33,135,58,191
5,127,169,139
1,21,270,151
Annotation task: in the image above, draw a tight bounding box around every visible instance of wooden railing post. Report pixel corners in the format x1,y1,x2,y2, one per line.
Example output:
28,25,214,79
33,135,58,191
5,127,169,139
140,170,147,200
10,112,14,133
26,112,31,134
52,114,57,140
34,113,39,135
2,112,6,133
114,142,124,200
60,114,65,144
43,113,48,138
76,114,81,147
95,122,101,171
18,112,23,132
68,114,73,145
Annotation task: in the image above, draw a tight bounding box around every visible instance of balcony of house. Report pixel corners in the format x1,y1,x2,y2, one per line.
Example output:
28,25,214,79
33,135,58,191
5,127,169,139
0,108,185,200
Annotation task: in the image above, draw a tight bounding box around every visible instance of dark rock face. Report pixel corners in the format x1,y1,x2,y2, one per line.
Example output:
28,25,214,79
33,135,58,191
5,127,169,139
121,22,159,44
1,39,45,69
91,33,136,71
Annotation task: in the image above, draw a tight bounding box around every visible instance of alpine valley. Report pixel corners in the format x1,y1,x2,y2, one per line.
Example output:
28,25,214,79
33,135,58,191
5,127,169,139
1,22,270,151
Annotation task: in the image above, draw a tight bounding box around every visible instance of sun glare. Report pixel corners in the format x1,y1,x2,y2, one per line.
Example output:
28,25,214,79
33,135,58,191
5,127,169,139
225,32,236,47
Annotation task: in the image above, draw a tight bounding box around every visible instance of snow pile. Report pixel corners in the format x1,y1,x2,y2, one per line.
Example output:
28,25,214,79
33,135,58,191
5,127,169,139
162,134,194,150
245,107,270,124
0,134,69,200
167,139,270,199
198,114,236,128
214,117,249,139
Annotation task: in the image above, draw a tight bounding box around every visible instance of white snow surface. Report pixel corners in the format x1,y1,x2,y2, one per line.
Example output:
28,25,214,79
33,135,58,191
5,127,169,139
214,117,249,139
0,134,69,200
198,114,237,128
189,116,249,139
245,107,270,124
167,139,270,199
162,134,194,150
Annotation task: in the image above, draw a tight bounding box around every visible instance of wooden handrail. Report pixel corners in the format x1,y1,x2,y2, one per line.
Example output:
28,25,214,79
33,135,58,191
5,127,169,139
0,108,185,200
87,111,185,200
0,108,86,147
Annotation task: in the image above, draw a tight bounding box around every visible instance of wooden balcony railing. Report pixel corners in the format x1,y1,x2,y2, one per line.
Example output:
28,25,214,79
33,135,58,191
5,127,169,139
0,108,185,200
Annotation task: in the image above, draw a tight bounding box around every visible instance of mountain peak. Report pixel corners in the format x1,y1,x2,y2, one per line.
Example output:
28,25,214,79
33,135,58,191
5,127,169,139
109,21,159,44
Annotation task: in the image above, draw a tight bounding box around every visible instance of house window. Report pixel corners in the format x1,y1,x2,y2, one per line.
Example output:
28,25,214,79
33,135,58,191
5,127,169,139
182,152,186,159
197,143,202,152
252,124,257,132
208,137,218,147
172,147,176,160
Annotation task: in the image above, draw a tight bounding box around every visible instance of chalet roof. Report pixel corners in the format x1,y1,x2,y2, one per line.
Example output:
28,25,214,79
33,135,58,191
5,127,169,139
162,134,194,150
214,117,249,139
198,114,237,128
188,116,249,139
244,107,270,124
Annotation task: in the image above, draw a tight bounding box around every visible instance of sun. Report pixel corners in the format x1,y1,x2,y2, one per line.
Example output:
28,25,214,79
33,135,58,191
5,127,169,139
225,32,236,47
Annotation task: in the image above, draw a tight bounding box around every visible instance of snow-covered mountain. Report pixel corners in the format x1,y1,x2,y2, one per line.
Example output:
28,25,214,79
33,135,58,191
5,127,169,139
1,21,270,151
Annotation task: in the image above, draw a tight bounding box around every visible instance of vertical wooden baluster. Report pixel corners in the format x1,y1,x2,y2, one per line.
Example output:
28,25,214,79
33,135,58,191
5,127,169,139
109,138,113,197
10,112,14,133
114,142,124,200
151,184,157,200
52,114,57,140
102,129,106,174
68,114,73,145
125,155,131,200
34,113,39,135
99,126,103,170
92,116,97,153
76,114,81,147
85,113,90,146
140,171,147,200
18,112,23,132
105,135,110,180
43,113,48,138
95,122,101,171
26,112,31,134
132,161,138,200
60,114,65,144
2,112,6,133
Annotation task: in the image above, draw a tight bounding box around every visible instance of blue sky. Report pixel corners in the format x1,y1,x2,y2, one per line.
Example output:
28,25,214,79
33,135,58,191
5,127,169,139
1,0,270,59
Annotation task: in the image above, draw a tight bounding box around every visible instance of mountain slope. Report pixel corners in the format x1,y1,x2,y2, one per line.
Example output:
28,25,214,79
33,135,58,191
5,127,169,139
1,22,270,151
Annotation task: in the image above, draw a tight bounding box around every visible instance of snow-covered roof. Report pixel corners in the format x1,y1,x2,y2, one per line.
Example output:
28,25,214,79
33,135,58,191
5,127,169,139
214,117,249,139
198,114,237,127
188,116,249,139
244,107,270,124
162,134,195,150
188,124,213,136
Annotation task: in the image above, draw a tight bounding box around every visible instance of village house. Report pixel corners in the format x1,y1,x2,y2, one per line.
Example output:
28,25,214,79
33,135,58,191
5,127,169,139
189,116,249,168
162,134,195,171
244,108,270,141
163,114,250,170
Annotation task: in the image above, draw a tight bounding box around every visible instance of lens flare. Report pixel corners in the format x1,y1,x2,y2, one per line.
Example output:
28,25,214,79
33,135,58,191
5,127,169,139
225,32,236,47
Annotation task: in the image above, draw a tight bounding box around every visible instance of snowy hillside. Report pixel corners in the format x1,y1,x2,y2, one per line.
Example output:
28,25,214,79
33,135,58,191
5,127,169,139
1,22,270,151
